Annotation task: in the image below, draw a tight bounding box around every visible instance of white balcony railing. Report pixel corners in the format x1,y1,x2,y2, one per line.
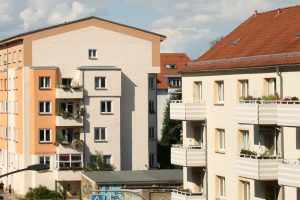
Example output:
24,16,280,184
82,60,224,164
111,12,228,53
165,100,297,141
56,116,83,126
278,159,300,187
170,100,206,121
56,87,83,99
237,100,277,124
237,154,279,180
171,190,206,200
277,101,300,127
171,144,206,167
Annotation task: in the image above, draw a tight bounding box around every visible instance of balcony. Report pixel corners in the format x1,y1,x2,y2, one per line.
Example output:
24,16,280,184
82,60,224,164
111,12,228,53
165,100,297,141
171,145,206,167
278,160,300,187
236,100,277,124
56,87,83,99
56,115,83,126
237,154,279,180
55,153,83,181
170,100,205,121
55,170,82,181
277,101,300,127
171,190,206,200
56,142,83,154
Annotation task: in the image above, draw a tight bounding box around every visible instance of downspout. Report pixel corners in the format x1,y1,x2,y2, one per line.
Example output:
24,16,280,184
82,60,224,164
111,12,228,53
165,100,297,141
276,66,284,200
204,119,208,199
82,70,86,167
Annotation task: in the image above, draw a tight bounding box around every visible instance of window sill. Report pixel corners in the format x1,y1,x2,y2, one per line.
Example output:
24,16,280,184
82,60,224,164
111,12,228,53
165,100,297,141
94,140,108,143
39,113,52,115
39,142,52,144
89,57,98,60
100,112,114,115
215,150,225,154
39,87,51,90
214,102,224,106
95,88,107,90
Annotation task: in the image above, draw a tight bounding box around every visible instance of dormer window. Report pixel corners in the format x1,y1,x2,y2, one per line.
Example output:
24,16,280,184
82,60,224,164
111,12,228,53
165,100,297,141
165,64,176,69
88,49,97,59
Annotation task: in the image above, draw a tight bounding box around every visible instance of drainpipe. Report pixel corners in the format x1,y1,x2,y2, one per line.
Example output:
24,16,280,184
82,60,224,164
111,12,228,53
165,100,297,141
82,70,86,167
203,119,208,199
276,66,284,200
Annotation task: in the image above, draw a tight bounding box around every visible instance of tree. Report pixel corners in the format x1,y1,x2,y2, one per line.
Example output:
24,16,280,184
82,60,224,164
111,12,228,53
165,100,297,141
24,185,63,200
158,93,182,169
85,151,115,171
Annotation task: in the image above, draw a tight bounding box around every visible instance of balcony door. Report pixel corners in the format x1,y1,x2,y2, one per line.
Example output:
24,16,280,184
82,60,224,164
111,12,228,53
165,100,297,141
265,184,279,200
194,126,204,147
193,82,202,101
193,168,204,194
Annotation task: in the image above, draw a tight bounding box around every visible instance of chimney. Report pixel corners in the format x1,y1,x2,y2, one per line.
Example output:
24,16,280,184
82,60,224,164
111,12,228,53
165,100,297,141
277,8,282,15
254,10,258,16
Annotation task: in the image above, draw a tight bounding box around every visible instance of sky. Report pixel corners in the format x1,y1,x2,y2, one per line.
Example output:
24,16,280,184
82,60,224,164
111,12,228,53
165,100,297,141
0,0,299,59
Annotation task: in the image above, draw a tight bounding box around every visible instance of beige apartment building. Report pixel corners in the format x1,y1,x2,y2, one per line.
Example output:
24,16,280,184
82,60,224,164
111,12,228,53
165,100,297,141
170,6,300,200
0,16,165,195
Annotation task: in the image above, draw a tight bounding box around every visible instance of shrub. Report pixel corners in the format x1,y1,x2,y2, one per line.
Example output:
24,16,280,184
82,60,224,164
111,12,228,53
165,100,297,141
24,185,63,200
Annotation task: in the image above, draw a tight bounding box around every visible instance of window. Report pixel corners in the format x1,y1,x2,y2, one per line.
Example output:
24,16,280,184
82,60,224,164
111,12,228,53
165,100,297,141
168,78,181,88
193,82,202,101
215,81,224,103
241,130,249,151
56,154,82,169
62,128,73,143
61,102,74,114
39,101,51,114
149,77,155,90
216,129,225,152
88,49,97,59
39,129,51,143
100,101,112,113
165,64,176,69
240,181,250,200
61,78,72,87
149,101,155,113
8,52,11,64
13,51,16,63
239,80,248,97
218,176,226,198
95,77,106,89
39,77,51,89
94,127,107,141
266,78,276,96
103,155,111,165
18,50,22,62
149,153,155,168
149,127,155,140
39,156,50,165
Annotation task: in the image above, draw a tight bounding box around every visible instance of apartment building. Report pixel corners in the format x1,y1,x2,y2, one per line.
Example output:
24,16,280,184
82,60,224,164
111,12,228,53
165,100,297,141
170,6,300,200
157,53,191,140
0,16,165,195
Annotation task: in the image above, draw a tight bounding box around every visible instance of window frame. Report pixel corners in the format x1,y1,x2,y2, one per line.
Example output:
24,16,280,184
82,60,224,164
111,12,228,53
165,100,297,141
39,76,51,89
165,64,177,69
216,129,225,153
94,127,107,142
95,77,106,90
88,49,97,59
103,155,112,165
39,101,51,114
218,176,226,198
39,129,51,143
100,101,113,114
39,156,50,165
215,81,224,104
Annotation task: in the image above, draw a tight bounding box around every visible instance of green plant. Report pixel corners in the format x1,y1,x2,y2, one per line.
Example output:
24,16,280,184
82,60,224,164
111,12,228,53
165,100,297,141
55,136,69,146
24,185,63,200
262,95,276,101
240,149,257,157
85,151,115,171
71,139,83,149
71,80,81,90
262,147,275,158
78,107,86,116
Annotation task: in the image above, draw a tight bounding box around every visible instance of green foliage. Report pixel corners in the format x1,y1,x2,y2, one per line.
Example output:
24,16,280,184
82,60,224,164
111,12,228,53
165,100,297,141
262,95,276,101
24,185,63,200
240,149,257,157
85,151,115,171
158,93,182,169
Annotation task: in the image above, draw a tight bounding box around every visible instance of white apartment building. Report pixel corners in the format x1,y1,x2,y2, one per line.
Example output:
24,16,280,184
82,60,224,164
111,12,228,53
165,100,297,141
170,6,300,200
0,16,165,196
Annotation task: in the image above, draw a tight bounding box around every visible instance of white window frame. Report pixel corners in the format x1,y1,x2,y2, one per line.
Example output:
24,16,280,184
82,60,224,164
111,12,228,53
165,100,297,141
95,77,106,89
165,64,176,69
56,154,83,169
266,78,276,96
216,81,224,103
242,130,249,151
219,176,226,198
39,129,51,143
88,49,97,59
39,77,51,89
240,80,249,97
39,101,51,114
242,181,250,200
100,101,112,114
218,129,225,152
94,127,107,142
39,156,50,165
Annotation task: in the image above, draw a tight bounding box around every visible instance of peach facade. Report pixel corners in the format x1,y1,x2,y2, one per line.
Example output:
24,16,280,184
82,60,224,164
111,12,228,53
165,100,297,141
0,17,164,195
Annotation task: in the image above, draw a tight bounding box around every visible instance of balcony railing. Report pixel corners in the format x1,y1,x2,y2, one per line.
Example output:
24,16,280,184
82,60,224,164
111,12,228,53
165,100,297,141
170,100,206,121
278,159,300,188
171,144,206,167
56,115,83,126
171,190,206,200
277,101,300,127
56,86,83,99
237,100,277,124
237,154,279,180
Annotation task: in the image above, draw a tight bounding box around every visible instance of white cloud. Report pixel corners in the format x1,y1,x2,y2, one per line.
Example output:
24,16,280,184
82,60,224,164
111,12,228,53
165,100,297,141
174,2,190,11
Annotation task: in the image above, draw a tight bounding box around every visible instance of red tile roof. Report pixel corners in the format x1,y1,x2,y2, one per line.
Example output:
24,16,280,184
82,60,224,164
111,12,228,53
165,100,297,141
187,5,300,71
158,53,191,89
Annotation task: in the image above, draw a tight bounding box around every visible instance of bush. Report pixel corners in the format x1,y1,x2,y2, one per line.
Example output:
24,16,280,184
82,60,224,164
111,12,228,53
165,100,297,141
24,185,63,200
240,149,257,157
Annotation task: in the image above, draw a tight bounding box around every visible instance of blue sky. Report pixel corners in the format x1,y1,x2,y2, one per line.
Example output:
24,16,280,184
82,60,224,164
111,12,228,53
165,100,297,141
0,0,299,59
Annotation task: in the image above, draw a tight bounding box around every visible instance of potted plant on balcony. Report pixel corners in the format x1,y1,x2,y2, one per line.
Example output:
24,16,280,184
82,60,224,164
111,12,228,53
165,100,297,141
60,83,71,90
71,139,83,149
71,80,82,90
240,149,257,157
78,107,86,116
55,136,69,146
